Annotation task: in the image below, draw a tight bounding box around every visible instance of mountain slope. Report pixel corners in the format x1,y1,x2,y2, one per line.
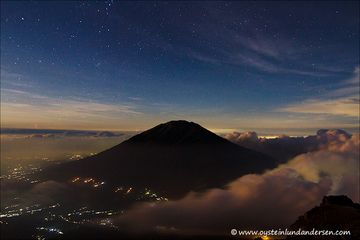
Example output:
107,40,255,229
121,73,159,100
43,120,277,198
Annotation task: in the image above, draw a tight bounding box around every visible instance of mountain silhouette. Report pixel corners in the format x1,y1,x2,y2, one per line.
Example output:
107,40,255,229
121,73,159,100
124,120,231,145
43,120,277,198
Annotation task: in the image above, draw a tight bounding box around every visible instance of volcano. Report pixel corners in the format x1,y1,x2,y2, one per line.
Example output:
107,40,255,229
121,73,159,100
44,120,277,197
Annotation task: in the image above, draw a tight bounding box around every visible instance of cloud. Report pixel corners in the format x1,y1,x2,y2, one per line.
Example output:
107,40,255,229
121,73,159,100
232,51,333,77
1,88,141,115
227,131,259,143
0,88,143,129
224,129,353,162
0,69,32,88
128,97,144,101
23,132,123,138
0,128,125,140
278,97,359,117
179,16,341,78
188,49,332,77
94,131,123,137
116,170,332,235
0,180,69,207
277,67,360,117
114,131,359,236
236,35,287,59
27,134,57,139
23,181,69,205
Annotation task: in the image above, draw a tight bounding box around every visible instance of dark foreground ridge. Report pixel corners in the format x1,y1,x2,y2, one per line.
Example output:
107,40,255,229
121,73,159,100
43,120,277,198
288,195,360,239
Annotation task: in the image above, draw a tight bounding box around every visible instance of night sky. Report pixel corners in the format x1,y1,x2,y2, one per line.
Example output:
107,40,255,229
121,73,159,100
1,1,359,133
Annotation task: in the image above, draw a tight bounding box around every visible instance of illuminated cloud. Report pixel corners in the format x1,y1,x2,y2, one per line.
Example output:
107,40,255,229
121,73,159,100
224,131,259,143
224,129,353,162
278,97,359,117
114,131,359,236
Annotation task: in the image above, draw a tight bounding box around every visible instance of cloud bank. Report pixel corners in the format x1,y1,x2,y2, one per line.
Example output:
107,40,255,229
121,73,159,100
224,129,352,162
1,128,125,139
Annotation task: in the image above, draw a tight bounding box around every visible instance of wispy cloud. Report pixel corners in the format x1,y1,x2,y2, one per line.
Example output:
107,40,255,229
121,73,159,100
176,11,347,78
233,52,332,77
0,68,32,88
128,97,144,101
277,67,360,117
278,97,359,117
1,88,142,129
186,46,335,77
234,34,298,61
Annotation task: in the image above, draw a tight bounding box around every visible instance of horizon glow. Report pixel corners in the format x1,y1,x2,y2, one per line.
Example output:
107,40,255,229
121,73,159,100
1,1,359,134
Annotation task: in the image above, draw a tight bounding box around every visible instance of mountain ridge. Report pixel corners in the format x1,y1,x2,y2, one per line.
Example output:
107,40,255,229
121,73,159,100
288,195,360,239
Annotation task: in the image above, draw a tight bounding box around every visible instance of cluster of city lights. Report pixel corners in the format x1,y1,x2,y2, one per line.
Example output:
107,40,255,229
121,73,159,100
0,164,42,183
0,203,60,219
1,160,170,239
71,177,106,188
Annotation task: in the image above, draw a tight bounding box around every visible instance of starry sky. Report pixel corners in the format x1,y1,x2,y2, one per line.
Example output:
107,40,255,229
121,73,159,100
1,1,359,134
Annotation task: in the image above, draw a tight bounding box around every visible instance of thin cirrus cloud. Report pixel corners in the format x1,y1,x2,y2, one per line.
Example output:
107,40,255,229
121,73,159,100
234,34,299,60
0,88,142,129
278,97,359,117
0,69,33,88
182,20,340,77
277,67,360,117
187,46,335,78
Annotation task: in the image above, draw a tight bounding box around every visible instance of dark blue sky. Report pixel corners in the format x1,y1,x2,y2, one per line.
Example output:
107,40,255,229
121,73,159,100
1,1,359,133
